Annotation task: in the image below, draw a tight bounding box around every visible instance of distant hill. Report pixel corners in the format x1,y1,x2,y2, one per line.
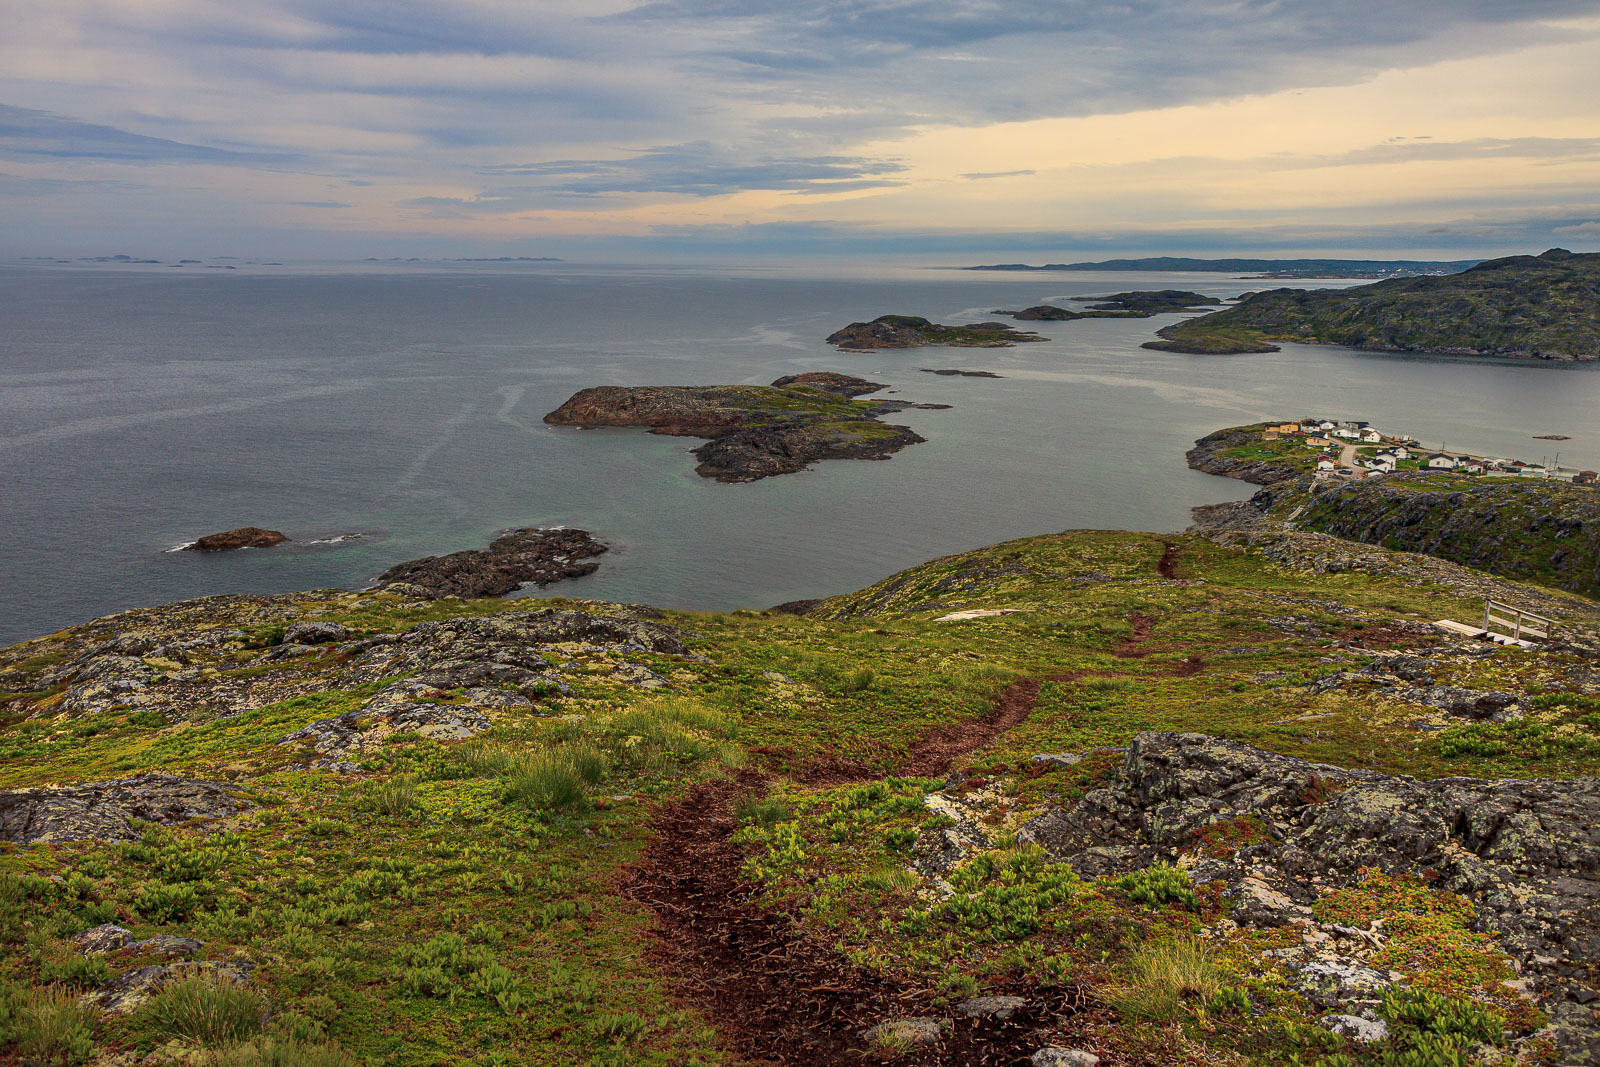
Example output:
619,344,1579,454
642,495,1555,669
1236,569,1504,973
964,256,1479,278
1149,248,1600,359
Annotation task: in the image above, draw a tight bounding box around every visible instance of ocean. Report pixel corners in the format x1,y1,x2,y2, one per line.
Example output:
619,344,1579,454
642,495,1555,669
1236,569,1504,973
3,260,1597,647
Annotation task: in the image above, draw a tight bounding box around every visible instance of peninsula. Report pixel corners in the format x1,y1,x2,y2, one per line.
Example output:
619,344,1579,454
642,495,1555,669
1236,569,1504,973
1146,249,1600,359
1189,420,1600,597
965,256,1480,278
543,372,936,482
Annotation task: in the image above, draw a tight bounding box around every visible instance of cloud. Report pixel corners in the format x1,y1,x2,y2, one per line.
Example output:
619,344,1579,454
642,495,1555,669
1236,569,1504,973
1555,220,1600,235
0,104,296,165
480,143,907,197
287,200,352,208
961,170,1035,180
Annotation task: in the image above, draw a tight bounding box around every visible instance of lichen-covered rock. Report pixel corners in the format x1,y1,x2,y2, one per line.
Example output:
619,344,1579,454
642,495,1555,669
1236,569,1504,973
1031,1049,1099,1067
1289,960,1395,1012
72,924,134,953
861,1016,950,1045
354,609,689,701
278,681,525,756
956,995,1026,1020
1018,732,1600,1057
281,620,351,645
0,775,248,843
1320,1014,1390,1043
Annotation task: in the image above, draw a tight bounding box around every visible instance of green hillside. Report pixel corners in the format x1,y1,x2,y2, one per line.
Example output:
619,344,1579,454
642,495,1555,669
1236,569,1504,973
3,529,1600,1066
1149,248,1600,358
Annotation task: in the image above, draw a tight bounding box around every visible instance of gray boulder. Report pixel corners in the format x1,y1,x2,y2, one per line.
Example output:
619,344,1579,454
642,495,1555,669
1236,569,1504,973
0,775,247,843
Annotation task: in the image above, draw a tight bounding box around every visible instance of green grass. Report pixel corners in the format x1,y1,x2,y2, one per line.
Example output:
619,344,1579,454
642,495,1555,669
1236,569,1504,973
0,527,1589,1065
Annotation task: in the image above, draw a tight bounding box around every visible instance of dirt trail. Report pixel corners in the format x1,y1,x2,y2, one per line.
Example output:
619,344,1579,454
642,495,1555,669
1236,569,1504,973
624,678,1087,1065
899,676,1041,778
1157,540,1182,580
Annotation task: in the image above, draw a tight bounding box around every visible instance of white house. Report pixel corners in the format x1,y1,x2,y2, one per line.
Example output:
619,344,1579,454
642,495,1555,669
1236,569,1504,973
1360,429,1383,443
1368,455,1396,472
1390,446,1411,460
1332,427,1361,440
1316,457,1337,471
1316,420,1336,431
1426,454,1457,470
1464,464,1484,474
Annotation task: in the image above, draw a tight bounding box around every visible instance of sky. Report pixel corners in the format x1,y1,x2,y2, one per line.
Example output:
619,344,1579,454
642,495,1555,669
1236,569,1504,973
3,0,1600,260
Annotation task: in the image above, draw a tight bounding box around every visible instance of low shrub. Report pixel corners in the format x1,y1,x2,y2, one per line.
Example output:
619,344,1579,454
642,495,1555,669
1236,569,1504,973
138,971,265,1047
15,985,99,1065
1111,862,1200,909
1106,938,1227,1020
363,775,417,817
201,1037,360,1067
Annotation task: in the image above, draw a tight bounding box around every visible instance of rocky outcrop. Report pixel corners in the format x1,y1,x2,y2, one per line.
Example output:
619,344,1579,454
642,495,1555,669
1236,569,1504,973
544,375,936,483
1185,426,1308,486
919,368,1003,378
826,315,1044,349
184,527,288,551
1291,478,1600,599
375,528,607,599
0,775,248,843
1019,731,1600,1053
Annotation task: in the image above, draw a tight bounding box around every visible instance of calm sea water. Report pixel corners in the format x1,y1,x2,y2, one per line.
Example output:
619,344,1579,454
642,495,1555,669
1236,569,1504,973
3,261,1598,646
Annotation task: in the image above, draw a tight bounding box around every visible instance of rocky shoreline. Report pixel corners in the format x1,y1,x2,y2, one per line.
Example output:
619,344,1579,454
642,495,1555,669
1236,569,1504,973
544,372,939,482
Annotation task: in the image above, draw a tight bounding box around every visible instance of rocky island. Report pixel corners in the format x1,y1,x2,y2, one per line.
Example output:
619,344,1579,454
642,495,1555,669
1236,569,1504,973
1146,248,1600,358
373,527,608,599
182,527,289,552
544,371,937,482
995,291,1222,324
826,315,1044,349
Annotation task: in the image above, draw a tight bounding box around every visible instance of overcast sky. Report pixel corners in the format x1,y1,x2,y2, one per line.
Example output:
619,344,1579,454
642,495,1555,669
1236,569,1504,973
4,0,1600,259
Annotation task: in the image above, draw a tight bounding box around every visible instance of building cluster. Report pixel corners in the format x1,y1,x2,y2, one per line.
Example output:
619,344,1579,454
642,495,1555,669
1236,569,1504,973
1260,420,1598,484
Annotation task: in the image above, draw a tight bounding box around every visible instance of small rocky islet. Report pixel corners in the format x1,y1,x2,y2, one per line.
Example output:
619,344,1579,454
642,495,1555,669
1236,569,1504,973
996,291,1221,322
825,314,1045,349
544,371,942,482
373,527,608,600
182,527,289,552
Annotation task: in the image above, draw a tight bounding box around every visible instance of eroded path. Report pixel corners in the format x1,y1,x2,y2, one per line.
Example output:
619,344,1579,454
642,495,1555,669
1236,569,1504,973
623,677,1088,1065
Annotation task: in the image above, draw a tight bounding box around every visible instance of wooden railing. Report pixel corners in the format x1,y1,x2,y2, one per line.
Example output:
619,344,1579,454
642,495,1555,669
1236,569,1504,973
1483,600,1555,641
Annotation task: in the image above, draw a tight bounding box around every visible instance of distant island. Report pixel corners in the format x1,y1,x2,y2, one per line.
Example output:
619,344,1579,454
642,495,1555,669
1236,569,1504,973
826,314,1044,350
544,372,942,482
997,291,1222,321
1146,248,1600,359
965,256,1480,279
